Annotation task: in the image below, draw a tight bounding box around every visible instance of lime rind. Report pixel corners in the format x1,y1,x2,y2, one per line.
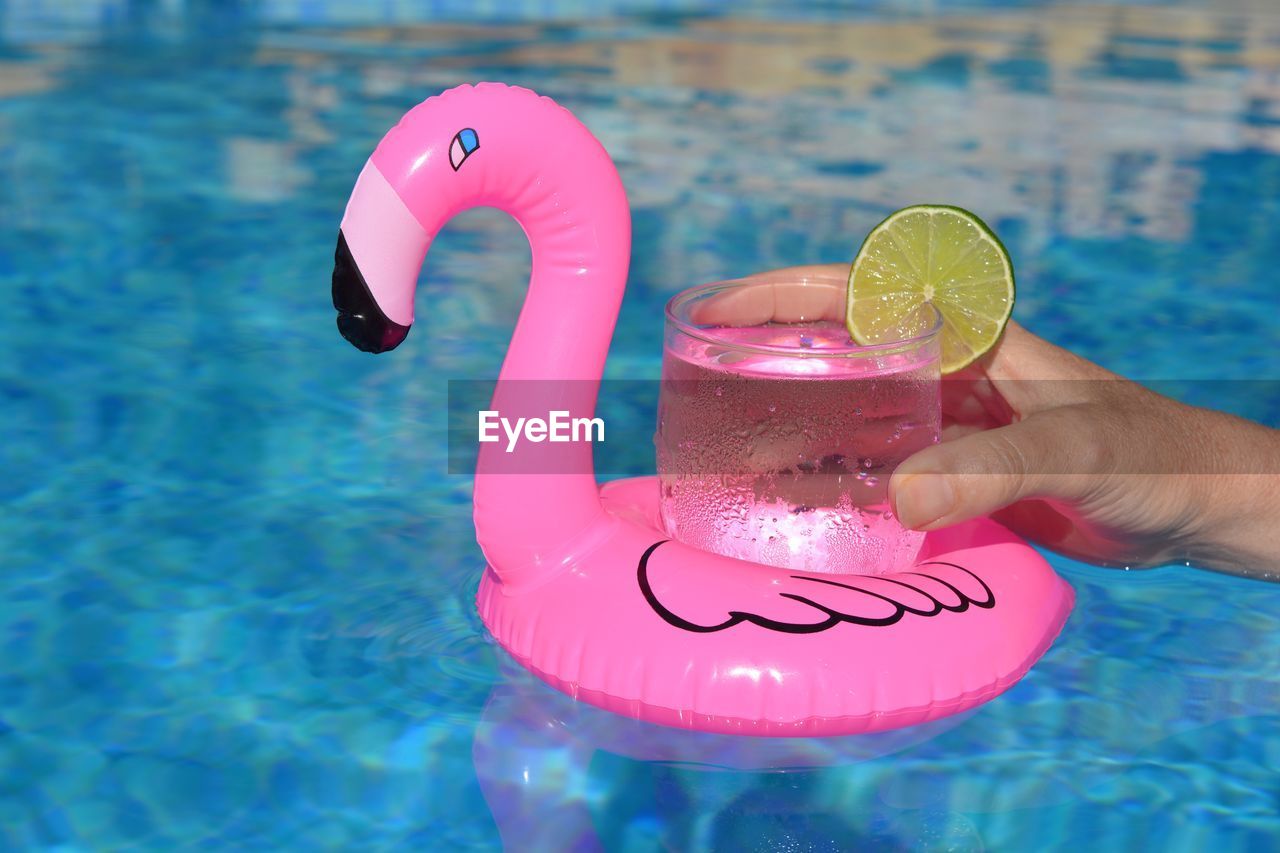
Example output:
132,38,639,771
846,204,1015,374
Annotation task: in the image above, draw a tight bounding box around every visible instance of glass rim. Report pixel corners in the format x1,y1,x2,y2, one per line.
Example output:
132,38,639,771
664,275,944,359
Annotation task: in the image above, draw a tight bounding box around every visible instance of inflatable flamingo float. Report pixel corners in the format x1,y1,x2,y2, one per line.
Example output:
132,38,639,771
331,83,1074,736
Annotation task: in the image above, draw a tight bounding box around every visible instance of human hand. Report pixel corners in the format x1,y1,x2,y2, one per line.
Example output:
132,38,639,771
888,319,1280,578
731,263,1280,578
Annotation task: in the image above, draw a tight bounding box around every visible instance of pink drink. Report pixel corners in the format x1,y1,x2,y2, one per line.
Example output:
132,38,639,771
657,280,941,575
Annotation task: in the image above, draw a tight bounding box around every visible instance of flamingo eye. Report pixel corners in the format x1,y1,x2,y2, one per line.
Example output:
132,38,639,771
449,128,479,171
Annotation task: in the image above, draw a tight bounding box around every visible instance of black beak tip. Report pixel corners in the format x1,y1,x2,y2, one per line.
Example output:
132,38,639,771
335,310,410,354
332,229,411,354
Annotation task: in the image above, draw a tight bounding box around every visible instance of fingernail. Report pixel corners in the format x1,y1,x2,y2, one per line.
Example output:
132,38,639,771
895,474,955,530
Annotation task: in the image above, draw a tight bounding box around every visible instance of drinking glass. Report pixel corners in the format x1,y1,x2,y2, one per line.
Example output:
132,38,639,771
656,271,942,574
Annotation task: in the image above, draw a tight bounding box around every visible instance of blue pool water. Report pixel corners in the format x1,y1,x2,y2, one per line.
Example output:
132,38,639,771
3,1,1279,849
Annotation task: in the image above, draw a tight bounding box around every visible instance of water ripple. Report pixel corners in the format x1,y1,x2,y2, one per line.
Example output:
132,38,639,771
296,582,500,720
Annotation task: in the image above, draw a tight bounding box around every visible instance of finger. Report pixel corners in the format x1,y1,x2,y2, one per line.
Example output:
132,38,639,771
941,373,1011,430
889,408,1104,530
974,320,1124,416
739,263,849,287
939,421,993,442
978,320,1107,380
688,272,846,326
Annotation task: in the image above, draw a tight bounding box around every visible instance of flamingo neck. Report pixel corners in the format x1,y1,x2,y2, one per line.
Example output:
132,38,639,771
373,86,632,588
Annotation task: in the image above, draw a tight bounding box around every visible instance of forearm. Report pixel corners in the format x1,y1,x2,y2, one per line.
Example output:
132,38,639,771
1186,411,1280,579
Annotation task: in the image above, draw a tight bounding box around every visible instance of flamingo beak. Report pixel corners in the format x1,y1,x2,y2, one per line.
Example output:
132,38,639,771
332,230,411,353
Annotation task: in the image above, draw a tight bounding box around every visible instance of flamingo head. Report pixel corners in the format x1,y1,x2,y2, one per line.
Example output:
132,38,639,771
332,121,484,354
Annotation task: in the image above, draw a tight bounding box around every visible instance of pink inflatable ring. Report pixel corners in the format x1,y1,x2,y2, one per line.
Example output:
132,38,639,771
332,83,1075,736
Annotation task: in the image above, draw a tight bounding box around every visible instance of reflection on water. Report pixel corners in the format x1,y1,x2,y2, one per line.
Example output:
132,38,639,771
0,1,1277,849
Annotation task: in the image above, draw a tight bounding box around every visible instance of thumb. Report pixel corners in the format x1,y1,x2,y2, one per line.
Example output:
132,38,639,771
889,410,1101,531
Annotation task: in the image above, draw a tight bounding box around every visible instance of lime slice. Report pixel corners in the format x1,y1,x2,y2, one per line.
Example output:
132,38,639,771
846,204,1015,374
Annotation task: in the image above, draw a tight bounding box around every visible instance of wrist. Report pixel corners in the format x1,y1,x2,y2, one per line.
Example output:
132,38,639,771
1184,410,1280,578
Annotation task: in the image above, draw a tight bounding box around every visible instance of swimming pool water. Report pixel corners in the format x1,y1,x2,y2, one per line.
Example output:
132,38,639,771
2,1,1278,849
